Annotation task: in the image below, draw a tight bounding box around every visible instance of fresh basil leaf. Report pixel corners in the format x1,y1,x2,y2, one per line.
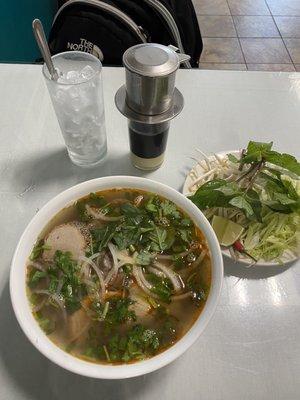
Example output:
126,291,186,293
281,179,298,200
263,200,292,213
264,151,300,176
273,192,297,205
189,188,228,209
216,182,240,196
245,189,262,221
259,171,285,193
241,141,273,164
228,153,239,163
229,196,254,219
247,141,273,154
197,179,227,190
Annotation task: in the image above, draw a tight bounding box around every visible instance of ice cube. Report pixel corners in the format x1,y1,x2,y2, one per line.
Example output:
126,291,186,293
80,65,95,80
66,70,81,82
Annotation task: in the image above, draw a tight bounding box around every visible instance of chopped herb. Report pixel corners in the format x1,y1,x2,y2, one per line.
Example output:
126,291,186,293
92,223,117,252
107,324,160,362
30,240,50,261
28,270,47,288
146,273,172,303
122,264,132,277
35,312,55,334
160,200,181,219
135,250,152,265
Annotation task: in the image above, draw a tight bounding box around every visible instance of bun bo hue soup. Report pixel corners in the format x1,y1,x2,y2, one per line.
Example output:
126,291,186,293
26,189,211,364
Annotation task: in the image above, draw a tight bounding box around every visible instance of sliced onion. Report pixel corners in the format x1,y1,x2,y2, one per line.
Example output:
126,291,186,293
156,250,190,260
132,265,159,299
137,268,153,290
80,256,105,299
153,262,183,293
171,292,192,301
89,252,101,260
133,195,143,207
104,242,119,284
117,250,135,265
86,204,123,222
148,266,166,278
191,250,206,268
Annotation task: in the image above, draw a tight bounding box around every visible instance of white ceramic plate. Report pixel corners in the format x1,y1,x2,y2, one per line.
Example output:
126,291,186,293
183,150,298,266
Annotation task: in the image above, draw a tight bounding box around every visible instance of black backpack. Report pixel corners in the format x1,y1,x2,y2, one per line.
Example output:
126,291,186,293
48,0,202,68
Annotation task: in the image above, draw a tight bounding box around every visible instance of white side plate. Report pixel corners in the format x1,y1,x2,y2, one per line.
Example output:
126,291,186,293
183,150,298,267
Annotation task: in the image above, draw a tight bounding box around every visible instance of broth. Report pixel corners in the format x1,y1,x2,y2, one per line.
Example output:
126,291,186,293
26,189,211,364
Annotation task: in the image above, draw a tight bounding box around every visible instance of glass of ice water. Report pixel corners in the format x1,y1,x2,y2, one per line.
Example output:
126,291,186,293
43,51,107,167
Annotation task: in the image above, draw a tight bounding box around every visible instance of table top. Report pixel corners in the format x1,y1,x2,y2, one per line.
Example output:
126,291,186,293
0,64,299,400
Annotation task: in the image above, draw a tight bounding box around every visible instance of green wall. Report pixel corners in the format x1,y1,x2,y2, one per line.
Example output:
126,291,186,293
0,0,58,63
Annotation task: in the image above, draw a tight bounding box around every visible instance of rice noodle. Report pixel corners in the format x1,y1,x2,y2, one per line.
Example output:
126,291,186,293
104,242,119,284
153,262,183,292
85,204,123,222
171,292,192,301
80,256,105,299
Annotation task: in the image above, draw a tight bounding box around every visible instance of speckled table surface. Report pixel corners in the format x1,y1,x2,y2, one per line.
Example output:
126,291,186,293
0,64,299,400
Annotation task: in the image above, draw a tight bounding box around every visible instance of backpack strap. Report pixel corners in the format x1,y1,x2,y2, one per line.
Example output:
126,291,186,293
53,0,147,43
143,0,191,68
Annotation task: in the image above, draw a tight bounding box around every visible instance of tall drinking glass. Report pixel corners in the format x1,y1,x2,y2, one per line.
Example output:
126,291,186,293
43,51,107,167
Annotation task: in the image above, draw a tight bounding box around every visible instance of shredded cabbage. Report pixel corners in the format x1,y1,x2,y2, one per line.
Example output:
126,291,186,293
242,211,300,262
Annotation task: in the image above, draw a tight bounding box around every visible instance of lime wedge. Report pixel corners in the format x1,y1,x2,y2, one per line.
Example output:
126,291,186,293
212,215,244,247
